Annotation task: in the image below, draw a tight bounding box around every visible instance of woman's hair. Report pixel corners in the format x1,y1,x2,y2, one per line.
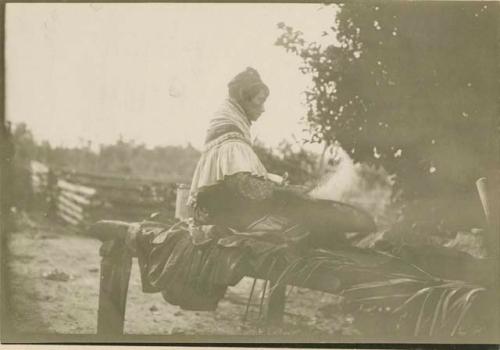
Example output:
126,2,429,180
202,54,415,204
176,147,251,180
228,67,270,103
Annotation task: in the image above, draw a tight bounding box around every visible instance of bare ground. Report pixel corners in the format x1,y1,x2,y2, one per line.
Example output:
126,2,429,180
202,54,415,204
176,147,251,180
6,212,356,337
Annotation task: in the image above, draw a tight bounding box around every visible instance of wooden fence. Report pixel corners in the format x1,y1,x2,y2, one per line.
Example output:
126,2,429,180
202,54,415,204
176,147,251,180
55,178,97,226
29,161,180,228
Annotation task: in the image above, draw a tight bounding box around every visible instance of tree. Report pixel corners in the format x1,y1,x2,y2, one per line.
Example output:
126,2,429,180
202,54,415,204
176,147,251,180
276,2,499,200
12,123,37,166
274,5,498,337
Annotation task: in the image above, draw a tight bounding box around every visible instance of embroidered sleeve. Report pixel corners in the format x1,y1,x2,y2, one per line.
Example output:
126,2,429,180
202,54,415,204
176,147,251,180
224,172,275,201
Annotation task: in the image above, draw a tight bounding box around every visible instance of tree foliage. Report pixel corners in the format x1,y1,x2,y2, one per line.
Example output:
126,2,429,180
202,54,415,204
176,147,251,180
11,123,201,183
277,2,499,199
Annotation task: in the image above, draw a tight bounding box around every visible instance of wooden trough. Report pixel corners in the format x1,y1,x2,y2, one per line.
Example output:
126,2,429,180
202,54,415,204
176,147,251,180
91,219,344,336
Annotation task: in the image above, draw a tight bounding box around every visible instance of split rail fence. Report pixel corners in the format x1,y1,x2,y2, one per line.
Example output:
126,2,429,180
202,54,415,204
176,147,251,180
29,161,179,228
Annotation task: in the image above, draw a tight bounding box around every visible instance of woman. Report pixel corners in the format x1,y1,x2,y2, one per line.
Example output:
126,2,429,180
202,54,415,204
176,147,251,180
188,67,291,231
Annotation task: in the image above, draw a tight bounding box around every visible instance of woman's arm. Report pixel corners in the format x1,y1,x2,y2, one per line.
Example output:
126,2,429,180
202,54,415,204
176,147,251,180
224,172,311,202
224,172,276,201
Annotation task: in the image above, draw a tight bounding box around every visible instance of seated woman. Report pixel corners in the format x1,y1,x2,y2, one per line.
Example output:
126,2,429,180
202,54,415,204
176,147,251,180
188,67,288,231
188,67,375,244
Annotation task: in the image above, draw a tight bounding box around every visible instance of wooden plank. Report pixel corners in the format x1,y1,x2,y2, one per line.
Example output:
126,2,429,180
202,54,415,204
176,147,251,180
97,189,169,203
60,168,173,186
62,173,177,196
57,179,96,196
57,202,84,222
57,210,81,226
59,189,94,206
77,181,145,193
58,195,84,214
57,205,84,224
66,175,156,189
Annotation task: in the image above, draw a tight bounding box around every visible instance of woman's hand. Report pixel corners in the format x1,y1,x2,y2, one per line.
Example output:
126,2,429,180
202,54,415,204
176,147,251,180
267,172,290,186
267,173,284,185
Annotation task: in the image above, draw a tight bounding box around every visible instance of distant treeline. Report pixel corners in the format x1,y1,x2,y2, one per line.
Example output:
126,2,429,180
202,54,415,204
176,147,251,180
11,122,318,185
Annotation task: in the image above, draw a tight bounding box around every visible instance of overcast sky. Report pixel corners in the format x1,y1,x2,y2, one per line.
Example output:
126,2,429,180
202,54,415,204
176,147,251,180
6,3,336,151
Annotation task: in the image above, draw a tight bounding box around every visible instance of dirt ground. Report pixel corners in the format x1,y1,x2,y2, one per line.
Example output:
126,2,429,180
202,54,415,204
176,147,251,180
5,212,356,337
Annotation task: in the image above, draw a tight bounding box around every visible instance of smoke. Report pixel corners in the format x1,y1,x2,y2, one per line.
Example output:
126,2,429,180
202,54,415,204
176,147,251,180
310,145,401,230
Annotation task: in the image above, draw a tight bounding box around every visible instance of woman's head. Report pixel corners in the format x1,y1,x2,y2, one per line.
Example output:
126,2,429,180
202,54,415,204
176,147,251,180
228,67,269,122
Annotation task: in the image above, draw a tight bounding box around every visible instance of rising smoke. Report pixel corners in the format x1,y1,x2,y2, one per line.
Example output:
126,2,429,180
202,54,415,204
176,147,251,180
310,145,401,231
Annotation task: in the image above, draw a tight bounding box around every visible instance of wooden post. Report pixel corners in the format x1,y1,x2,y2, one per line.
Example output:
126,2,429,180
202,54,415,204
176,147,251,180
476,175,500,257
97,239,133,336
266,282,286,326
46,169,57,220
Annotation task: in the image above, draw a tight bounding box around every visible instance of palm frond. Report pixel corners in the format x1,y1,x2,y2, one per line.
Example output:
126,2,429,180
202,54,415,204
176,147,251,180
272,245,488,338
451,299,473,336
430,289,448,336
441,287,461,326
414,288,433,336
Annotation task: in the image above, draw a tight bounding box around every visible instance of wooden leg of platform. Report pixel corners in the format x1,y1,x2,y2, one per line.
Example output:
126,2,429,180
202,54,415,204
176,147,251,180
97,239,133,336
267,282,286,326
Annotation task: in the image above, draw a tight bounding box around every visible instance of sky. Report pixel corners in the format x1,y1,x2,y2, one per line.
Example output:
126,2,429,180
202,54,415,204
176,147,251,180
6,3,337,151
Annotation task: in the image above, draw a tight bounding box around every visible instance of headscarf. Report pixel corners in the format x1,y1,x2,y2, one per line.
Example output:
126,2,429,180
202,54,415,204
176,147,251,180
228,67,269,103
205,98,252,143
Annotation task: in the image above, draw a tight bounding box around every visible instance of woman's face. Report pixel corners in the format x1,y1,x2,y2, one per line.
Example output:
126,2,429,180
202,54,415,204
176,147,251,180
243,89,268,122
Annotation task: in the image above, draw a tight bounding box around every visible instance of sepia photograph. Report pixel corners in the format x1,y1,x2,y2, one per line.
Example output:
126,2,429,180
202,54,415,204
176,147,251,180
1,1,499,347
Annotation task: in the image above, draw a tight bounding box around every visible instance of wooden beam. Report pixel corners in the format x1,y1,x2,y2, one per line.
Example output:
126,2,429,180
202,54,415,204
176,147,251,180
57,201,84,222
59,189,94,206
58,195,85,214
57,179,96,197
57,210,81,226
